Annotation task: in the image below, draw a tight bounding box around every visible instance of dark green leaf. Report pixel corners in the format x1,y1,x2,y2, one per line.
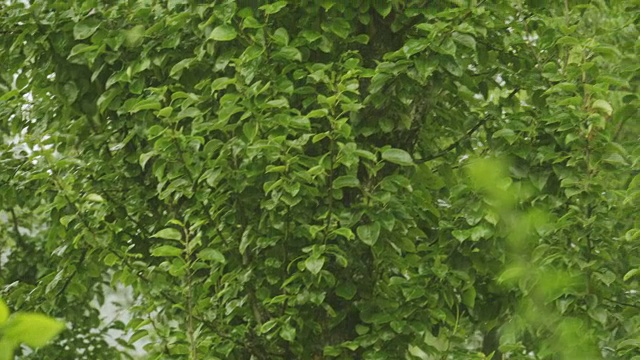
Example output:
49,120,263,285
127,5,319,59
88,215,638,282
357,222,381,246
381,148,413,166
333,175,360,189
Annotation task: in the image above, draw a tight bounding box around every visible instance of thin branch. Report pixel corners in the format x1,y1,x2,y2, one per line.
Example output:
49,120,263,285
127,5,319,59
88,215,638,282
613,116,631,142
9,208,24,245
417,87,520,163
603,297,640,309
184,227,197,360
55,248,88,300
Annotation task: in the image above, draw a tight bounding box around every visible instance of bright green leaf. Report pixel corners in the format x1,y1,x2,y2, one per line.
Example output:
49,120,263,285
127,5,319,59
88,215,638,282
103,253,119,266
210,24,237,41
3,313,65,348
0,298,9,324
85,193,105,203
259,319,279,334
623,269,639,282
592,99,613,116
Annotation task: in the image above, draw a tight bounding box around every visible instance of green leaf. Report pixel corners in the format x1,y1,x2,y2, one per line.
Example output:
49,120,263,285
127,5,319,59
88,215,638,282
373,1,392,17
130,99,161,113
157,106,173,117
170,58,194,78
357,222,381,246
151,245,183,257
152,228,182,241
333,175,360,189
0,298,9,324
623,269,639,282
59,215,75,227
272,27,289,46
73,18,101,40
462,287,476,308
239,226,253,255
591,99,613,116
63,82,79,103
274,46,302,61
243,122,258,141
197,248,226,263
617,339,640,350
498,266,527,284
452,229,469,242
381,148,413,166
323,19,351,39
593,45,622,59
336,281,356,300
402,39,428,57
331,227,355,240
493,128,516,144
3,313,65,348
260,1,288,14
307,109,329,118
602,152,628,166
305,256,325,275
85,193,105,203
259,319,279,334
123,25,145,48
556,36,579,45
68,44,99,57
177,107,202,120
139,151,157,170
280,322,296,342
103,253,119,266
452,32,476,50
209,24,237,41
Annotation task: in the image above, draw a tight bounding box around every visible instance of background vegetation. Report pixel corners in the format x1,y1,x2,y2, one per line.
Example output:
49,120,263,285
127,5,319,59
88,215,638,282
1,0,638,359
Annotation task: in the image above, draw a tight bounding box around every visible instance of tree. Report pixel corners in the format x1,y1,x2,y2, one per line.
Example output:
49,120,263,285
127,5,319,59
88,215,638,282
0,0,638,359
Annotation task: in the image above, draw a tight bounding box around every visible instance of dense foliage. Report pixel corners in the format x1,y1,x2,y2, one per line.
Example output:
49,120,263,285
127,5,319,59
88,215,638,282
1,0,638,359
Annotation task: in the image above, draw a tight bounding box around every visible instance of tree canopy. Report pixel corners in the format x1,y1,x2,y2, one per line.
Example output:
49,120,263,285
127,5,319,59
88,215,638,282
0,0,639,359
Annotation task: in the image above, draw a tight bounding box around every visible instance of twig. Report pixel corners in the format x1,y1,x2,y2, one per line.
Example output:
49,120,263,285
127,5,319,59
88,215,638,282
603,297,640,309
417,87,520,163
9,208,24,245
